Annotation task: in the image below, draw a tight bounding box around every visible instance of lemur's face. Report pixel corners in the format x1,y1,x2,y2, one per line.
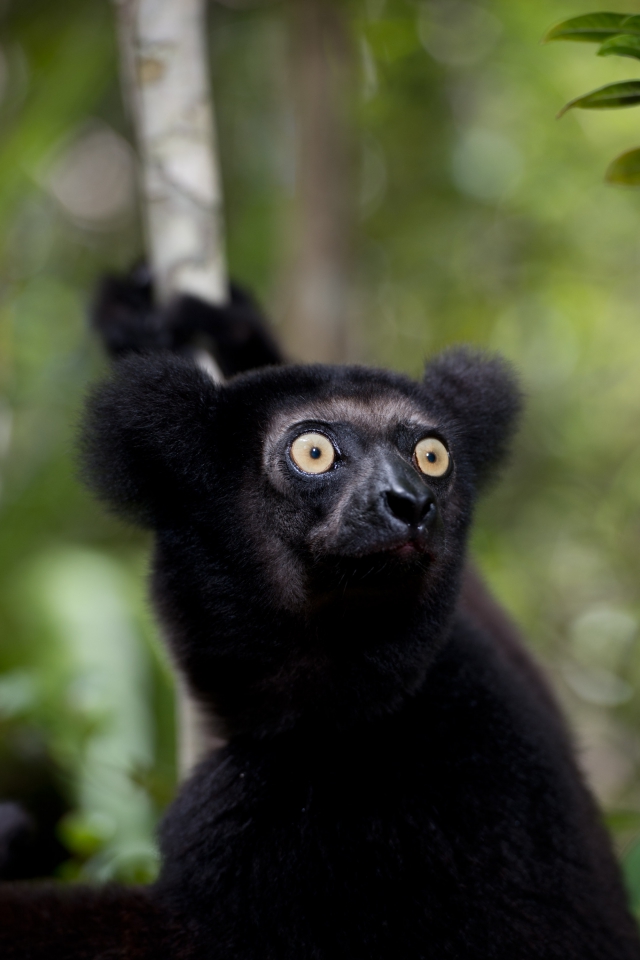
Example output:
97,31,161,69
265,396,449,557
253,389,458,607
83,350,520,617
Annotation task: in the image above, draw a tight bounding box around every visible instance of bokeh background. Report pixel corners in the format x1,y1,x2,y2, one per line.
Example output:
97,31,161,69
3,0,640,910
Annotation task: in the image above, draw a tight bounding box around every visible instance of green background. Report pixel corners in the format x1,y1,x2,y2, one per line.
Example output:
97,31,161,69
2,0,640,913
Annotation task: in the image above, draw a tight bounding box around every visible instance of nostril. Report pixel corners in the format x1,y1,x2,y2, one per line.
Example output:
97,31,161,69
385,490,434,527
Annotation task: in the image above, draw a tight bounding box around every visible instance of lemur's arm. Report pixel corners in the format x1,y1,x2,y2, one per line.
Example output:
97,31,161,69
92,264,284,375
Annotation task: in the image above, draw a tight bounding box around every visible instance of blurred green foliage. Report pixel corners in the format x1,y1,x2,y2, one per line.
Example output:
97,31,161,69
2,0,640,914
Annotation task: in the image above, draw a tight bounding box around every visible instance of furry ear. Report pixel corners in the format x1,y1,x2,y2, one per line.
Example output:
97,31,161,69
80,354,220,526
422,347,523,487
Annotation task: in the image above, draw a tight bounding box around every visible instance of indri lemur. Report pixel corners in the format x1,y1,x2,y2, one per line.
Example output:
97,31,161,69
0,269,638,959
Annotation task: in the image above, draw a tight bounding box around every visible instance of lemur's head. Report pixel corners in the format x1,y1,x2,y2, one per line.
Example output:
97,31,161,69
82,349,521,735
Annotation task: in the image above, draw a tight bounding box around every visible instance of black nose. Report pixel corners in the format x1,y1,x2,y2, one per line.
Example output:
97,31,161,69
383,455,435,527
385,488,434,526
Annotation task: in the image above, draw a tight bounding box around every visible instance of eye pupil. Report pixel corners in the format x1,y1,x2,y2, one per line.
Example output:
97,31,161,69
310,447,321,459
426,452,436,463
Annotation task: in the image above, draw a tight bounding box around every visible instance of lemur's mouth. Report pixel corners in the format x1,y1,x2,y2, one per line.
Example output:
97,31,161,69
389,541,426,560
307,538,432,602
353,528,433,561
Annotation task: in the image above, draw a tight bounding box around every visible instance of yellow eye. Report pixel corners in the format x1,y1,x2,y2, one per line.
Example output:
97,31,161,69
414,437,450,478
290,432,336,475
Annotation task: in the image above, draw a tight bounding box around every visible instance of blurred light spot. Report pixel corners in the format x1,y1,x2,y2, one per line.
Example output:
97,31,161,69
46,124,136,228
452,128,522,202
562,663,633,707
0,670,37,718
419,1,502,68
67,672,112,717
571,606,637,667
561,606,637,706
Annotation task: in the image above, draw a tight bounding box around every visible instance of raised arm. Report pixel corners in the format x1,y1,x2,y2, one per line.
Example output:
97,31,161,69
92,264,283,375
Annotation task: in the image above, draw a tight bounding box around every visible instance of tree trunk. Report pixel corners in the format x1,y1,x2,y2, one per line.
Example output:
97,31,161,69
114,0,227,307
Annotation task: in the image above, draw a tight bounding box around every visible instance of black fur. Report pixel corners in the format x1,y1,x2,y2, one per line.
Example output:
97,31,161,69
0,804,34,880
93,264,282,375
1,276,638,959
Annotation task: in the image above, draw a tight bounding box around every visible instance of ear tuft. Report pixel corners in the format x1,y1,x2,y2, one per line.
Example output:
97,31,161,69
422,347,523,486
80,353,220,526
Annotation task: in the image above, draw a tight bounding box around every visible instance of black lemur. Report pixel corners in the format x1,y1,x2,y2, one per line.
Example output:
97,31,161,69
0,270,638,960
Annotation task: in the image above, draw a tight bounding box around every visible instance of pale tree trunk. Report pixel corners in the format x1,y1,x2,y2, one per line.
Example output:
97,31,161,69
283,0,357,363
114,0,227,307
113,0,226,777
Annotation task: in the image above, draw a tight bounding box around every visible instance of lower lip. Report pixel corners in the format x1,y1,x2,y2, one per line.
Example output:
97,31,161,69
390,543,423,560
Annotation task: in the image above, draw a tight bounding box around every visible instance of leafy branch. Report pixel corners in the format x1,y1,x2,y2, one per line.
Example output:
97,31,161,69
545,12,640,184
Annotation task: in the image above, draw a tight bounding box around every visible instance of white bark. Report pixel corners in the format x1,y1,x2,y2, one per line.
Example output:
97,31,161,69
114,0,227,778
114,0,227,307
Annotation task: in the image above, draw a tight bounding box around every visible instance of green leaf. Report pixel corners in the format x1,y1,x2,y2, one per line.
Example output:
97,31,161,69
599,34,640,60
621,15,640,35
544,12,630,43
557,81,640,117
605,147,640,185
